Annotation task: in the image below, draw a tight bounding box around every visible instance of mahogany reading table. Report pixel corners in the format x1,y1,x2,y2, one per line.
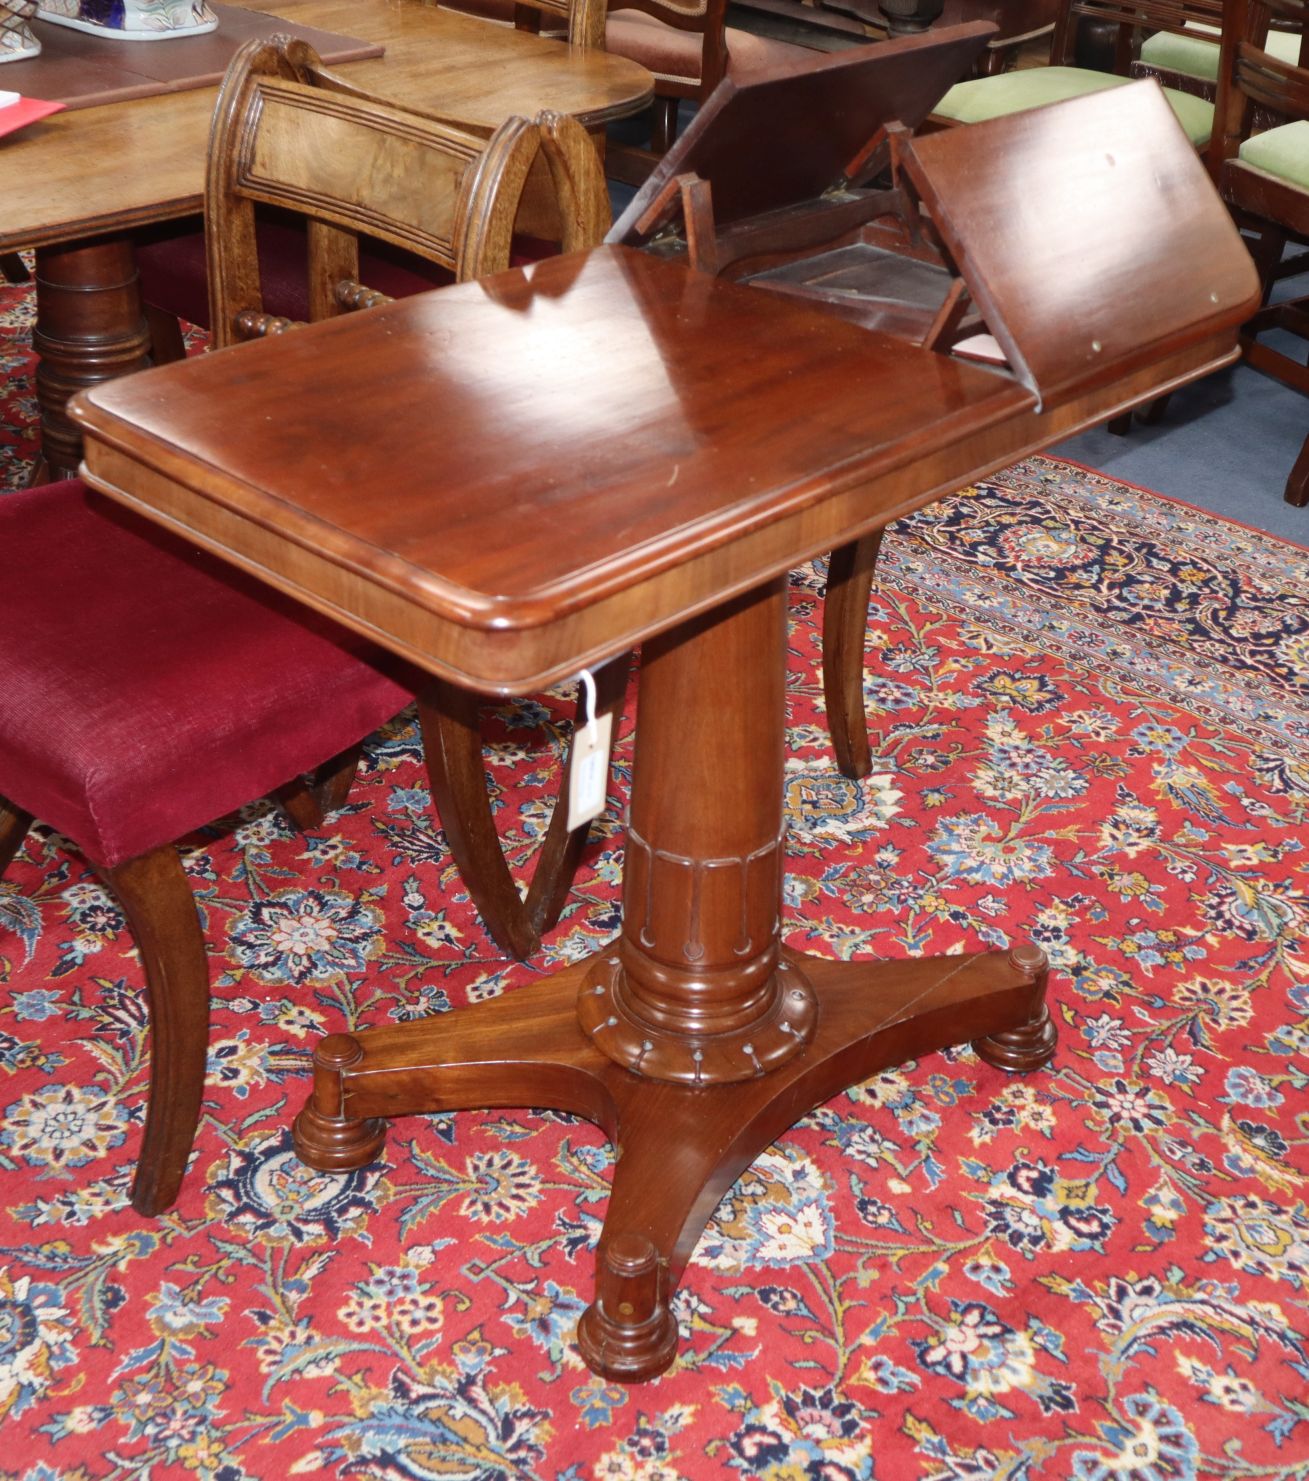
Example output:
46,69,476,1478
72,222,1256,1381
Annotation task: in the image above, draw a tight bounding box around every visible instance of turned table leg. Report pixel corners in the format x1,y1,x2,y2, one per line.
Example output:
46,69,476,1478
294,574,1058,1382
32,238,152,483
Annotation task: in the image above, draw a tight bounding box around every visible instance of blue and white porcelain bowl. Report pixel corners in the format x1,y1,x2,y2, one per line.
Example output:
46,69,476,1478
37,0,218,39
0,0,41,61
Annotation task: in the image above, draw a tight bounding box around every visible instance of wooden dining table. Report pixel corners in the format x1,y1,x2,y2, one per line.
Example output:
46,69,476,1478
0,0,652,480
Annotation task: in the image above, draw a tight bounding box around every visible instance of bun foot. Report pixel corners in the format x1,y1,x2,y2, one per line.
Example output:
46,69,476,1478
576,1232,680,1382
292,1032,388,1171
973,945,1058,1072
974,1004,1058,1071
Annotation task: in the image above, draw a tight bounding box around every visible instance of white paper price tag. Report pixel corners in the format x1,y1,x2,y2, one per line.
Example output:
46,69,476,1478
566,669,613,834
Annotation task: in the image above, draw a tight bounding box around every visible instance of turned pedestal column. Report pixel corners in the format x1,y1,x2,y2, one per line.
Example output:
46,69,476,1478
32,239,152,483
577,579,816,1082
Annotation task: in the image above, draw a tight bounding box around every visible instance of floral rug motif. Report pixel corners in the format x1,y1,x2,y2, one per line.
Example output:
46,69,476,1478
1,272,1308,1480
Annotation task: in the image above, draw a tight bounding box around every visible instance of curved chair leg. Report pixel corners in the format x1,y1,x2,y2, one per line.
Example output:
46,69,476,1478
650,95,680,156
419,655,629,959
102,847,209,1216
144,303,188,367
525,653,630,939
1248,224,1287,305
1286,432,1309,507
1136,391,1171,427
0,796,34,878
279,745,364,831
1,252,30,285
822,531,884,781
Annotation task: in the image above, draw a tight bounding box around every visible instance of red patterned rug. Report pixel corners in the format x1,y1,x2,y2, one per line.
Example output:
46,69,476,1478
1,273,1308,1480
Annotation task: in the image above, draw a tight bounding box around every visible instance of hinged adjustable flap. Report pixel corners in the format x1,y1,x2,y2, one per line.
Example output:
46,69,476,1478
607,22,994,248
898,80,1262,409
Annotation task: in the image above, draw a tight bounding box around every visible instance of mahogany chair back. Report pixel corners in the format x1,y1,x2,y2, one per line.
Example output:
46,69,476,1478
603,0,806,174
205,35,610,348
940,0,1059,75
431,0,604,48
1210,0,1309,504
607,0,729,101
506,0,608,46
1047,0,1224,68
1213,0,1309,157
435,0,797,174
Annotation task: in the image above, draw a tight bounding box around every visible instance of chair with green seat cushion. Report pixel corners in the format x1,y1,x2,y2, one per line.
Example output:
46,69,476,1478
929,0,1222,149
935,64,1216,143
1136,18,1300,90
1211,0,1309,505
1237,115,1309,183
1139,22,1226,85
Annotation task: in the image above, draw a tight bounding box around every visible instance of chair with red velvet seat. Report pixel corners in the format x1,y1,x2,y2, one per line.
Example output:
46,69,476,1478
0,42,616,1216
0,478,417,1216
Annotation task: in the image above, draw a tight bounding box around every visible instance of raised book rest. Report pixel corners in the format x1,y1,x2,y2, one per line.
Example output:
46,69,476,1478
610,69,1268,783
74,215,1255,1384
607,23,996,340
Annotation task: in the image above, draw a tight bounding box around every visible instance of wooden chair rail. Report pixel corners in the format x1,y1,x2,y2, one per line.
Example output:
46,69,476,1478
1235,40,1309,112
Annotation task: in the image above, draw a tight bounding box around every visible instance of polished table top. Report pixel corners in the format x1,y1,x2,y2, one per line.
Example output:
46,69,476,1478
71,243,1242,693
0,0,653,252
73,246,1034,686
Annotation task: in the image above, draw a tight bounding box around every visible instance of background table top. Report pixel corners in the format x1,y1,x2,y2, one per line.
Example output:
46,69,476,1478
0,3,382,111
0,0,652,251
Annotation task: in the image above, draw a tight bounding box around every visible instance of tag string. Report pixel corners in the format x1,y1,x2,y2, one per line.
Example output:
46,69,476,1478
579,668,598,740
